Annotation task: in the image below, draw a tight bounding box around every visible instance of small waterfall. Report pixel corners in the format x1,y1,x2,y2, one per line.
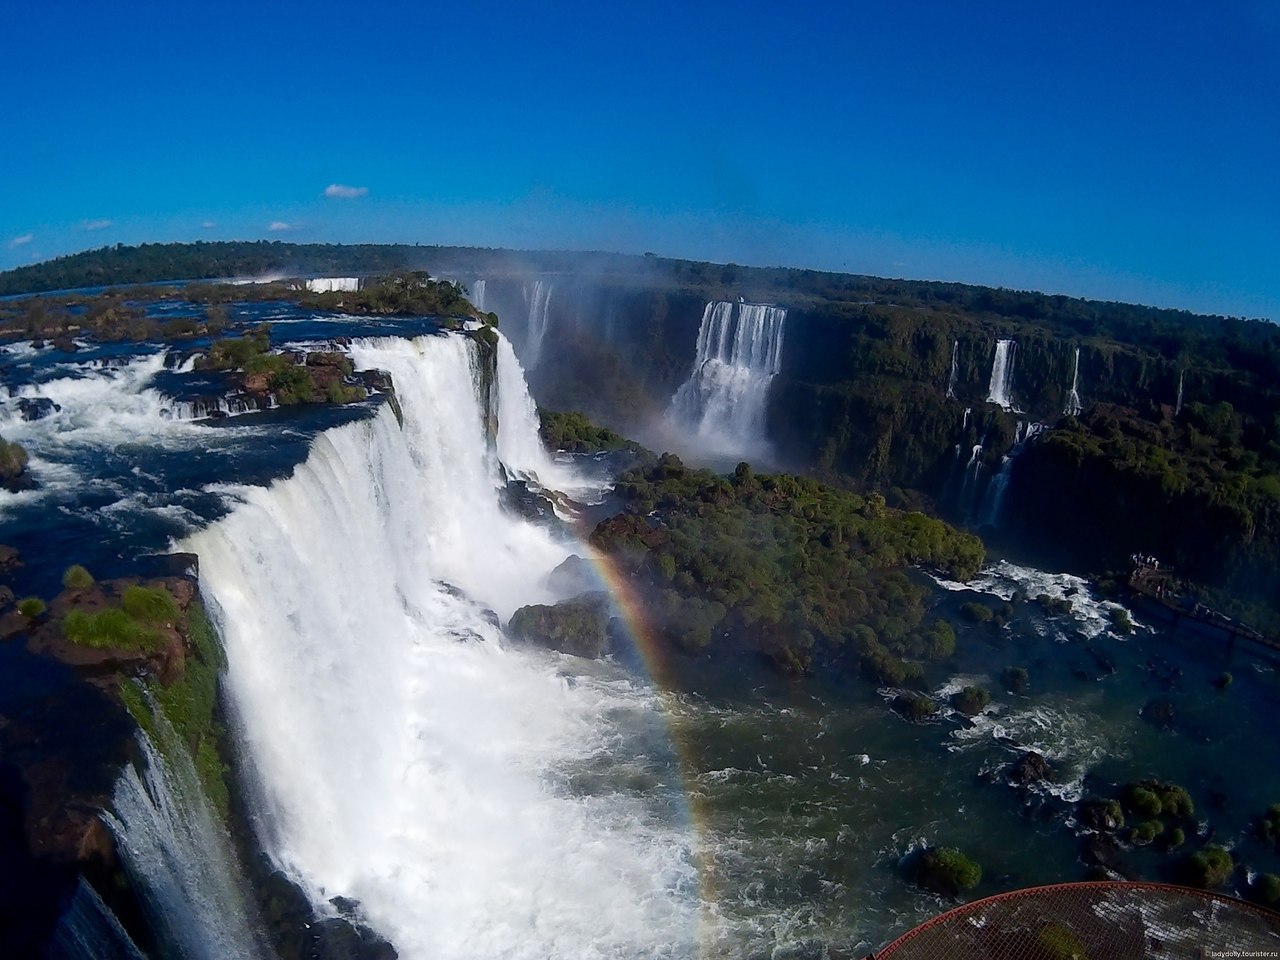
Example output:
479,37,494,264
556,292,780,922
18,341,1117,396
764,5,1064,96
668,300,787,462
946,340,959,398
980,422,1044,527
962,407,971,431
105,722,267,960
47,879,148,960
1175,369,1185,416
470,279,486,313
522,279,554,369
986,339,1017,410
1064,348,1083,416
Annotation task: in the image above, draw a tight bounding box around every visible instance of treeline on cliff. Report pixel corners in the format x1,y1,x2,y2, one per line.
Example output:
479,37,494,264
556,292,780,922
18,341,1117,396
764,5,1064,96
588,455,984,677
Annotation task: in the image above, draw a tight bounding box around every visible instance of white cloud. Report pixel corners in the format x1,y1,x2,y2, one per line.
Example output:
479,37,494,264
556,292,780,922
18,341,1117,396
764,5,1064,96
9,233,33,248
268,221,292,232
324,183,369,199
83,219,112,231
201,221,216,229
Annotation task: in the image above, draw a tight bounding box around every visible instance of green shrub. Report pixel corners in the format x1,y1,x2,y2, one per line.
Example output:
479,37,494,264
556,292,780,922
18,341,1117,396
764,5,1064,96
1165,826,1186,850
121,585,180,626
1109,607,1134,635
325,380,365,404
915,846,982,895
17,596,45,618
269,365,315,404
1130,819,1162,845
959,601,993,623
62,564,95,592
1255,873,1280,906
1122,784,1163,818
894,694,937,722
1184,846,1233,888
952,685,991,716
62,608,162,651
1001,666,1030,694
1034,923,1088,960
1213,671,1233,690
923,619,955,659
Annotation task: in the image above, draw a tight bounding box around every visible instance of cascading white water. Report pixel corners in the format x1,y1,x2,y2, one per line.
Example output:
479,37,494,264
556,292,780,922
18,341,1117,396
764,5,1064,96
985,339,1017,410
105,724,266,960
183,333,699,959
305,278,360,293
962,407,971,431
522,279,554,369
494,335,608,503
1064,348,1083,417
946,340,959,398
980,422,1043,527
1175,369,1185,416
470,278,487,312
668,300,787,462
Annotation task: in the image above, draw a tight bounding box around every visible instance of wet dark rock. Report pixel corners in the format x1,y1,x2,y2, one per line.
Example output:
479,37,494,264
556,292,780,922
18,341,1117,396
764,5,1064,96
0,545,22,573
1081,833,1137,879
1009,750,1055,786
16,397,60,421
547,555,601,598
1078,798,1125,831
50,334,78,353
507,593,611,658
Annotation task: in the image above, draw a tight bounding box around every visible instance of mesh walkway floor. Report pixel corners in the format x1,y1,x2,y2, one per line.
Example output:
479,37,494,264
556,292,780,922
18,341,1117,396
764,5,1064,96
871,881,1280,959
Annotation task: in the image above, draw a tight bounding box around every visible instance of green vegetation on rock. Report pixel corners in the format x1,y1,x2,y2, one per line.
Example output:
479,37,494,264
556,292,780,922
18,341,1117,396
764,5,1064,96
538,409,649,456
61,564,95,592
914,846,982,896
1001,665,1030,694
959,601,993,623
1183,845,1233,888
16,596,45,619
590,454,984,676
63,607,163,652
952,685,991,716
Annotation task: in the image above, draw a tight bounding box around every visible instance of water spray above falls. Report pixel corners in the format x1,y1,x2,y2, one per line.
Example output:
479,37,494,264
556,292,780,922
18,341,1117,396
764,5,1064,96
669,300,787,462
1064,347,1083,417
986,339,1017,410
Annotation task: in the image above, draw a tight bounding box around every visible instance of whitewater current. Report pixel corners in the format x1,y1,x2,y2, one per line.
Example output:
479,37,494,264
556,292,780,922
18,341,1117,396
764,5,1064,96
183,333,700,959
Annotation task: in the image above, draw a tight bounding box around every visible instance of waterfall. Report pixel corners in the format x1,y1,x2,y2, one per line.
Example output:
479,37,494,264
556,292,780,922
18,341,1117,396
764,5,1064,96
182,333,699,959
980,422,1044,527
105,723,266,960
470,279,486,313
962,407,971,431
494,334,608,502
668,300,787,462
305,278,360,294
985,339,1017,410
1064,348,1083,416
1175,369,1185,416
946,340,959,398
522,279,554,369
47,879,148,960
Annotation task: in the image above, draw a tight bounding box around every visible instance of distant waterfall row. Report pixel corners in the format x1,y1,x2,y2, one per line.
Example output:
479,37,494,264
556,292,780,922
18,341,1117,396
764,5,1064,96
522,279,554,369
668,300,787,463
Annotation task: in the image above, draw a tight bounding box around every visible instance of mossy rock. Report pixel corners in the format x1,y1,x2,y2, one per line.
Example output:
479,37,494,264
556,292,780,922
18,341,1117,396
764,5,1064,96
952,685,991,716
1001,665,1030,694
913,846,982,896
893,694,937,723
1182,845,1233,888
959,601,993,623
507,593,611,658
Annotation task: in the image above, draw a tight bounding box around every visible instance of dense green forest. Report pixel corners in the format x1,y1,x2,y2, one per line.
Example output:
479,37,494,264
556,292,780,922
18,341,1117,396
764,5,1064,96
587,455,984,678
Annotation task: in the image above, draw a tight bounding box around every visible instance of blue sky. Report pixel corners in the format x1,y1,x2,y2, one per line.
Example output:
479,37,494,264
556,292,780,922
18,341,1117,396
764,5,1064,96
3,0,1278,318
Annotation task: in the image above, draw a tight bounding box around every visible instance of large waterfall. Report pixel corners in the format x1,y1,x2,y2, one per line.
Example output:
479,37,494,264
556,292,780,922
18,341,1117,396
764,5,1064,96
668,300,787,462
182,333,698,959
522,279,554,370
985,339,1017,410
980,421,1043,527
470,278,487,312
1064,348,1083,417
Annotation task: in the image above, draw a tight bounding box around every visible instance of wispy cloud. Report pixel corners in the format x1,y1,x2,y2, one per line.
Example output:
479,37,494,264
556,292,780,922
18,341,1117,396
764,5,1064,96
268,221,293,232
9,233,33,248
201,221,216,229
83,219,112,231
324,183,369,199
